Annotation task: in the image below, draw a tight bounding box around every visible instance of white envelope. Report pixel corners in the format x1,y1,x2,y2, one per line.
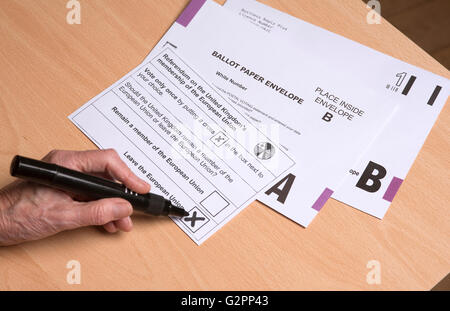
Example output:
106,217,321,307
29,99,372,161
144,0,400,226
224,0,449,218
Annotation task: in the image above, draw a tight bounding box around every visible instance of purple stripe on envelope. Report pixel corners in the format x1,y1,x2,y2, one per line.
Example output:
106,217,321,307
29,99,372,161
383,177,403,202
176,0,206,27
312,188,334,211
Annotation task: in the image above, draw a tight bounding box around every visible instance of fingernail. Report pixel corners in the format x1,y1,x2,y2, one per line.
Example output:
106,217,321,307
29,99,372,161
114,203,132,218
124,216,133,230
125,216,132,225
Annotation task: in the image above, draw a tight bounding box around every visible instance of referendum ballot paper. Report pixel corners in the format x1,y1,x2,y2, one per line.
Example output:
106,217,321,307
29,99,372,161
224,0,450,218
142,0,399,226
69,48,295,244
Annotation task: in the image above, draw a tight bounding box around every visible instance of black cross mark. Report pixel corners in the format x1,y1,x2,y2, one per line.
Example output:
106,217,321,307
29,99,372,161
184,211,205,228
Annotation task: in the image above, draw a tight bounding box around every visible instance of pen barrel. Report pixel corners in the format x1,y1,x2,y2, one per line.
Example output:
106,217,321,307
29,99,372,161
10,155,168,216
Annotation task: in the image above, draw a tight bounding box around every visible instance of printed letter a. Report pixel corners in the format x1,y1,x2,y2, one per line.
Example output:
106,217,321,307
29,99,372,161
265,174,296,204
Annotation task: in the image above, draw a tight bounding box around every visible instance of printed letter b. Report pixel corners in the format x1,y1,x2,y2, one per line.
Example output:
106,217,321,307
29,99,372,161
322,112,333,122
356,161,387,193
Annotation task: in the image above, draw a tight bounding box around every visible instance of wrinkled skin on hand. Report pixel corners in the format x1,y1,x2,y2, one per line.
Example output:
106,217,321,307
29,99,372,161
0,149,150,246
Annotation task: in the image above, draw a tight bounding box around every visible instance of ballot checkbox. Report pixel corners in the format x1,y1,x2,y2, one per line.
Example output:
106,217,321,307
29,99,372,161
210,131,229,147
200,191,230,217
182,207,209,233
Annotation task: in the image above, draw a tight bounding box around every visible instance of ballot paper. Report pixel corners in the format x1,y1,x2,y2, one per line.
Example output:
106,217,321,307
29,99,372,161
224,0,449,218
69,48,295,244
142,0,400,227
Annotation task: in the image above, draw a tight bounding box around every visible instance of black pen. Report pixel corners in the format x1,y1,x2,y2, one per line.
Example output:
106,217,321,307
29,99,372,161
10,155,189,217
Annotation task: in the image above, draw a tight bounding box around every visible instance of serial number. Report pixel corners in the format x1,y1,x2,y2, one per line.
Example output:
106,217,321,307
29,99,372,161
225,295,269,306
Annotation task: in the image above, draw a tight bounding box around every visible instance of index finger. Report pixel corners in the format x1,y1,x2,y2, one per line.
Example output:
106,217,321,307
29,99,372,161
71,149,151,194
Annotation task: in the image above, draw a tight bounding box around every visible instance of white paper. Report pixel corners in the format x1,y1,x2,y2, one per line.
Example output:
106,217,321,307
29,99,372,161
143,0,399,226
224,0,449,218
69,48,295,244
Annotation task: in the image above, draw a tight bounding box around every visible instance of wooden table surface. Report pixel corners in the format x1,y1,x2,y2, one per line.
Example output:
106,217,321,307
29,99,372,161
0,0,448,290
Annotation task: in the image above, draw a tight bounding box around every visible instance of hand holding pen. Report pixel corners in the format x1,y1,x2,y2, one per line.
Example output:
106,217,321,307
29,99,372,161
0,149,187,246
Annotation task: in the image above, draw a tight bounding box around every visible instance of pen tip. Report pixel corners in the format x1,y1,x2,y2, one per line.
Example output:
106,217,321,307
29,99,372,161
168,205,190,217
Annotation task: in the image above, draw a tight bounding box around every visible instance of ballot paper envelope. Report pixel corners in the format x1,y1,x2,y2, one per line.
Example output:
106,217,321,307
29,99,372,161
143,0,404,227
223,0,449,219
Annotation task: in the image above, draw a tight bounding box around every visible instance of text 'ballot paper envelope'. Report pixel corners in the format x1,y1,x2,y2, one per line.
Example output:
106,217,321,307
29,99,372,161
224,0,450,218
69,48,295,245
144,0,399,226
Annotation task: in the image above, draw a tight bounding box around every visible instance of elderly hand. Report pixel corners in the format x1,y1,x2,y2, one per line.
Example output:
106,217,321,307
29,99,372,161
0,149,150,246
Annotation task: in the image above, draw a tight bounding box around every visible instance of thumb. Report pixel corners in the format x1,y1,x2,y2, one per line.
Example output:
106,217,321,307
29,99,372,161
76,198,133,227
